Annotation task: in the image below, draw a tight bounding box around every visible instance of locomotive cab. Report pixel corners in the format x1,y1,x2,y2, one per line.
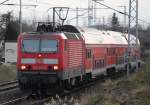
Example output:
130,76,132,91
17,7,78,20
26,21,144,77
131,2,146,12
17,32,65,90
17,24,85,90
21,38,59,71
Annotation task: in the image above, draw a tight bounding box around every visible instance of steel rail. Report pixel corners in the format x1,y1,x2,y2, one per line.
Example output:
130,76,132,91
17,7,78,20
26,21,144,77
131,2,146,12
0,80,18,87
0,96,28,105
0,81,18,92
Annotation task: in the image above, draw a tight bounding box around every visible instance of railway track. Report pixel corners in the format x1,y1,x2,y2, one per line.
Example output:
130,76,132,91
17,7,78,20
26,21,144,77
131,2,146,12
0,80,18,93
0,96,28,105
29,77,106,105
0,72,126,105
0,78,103,105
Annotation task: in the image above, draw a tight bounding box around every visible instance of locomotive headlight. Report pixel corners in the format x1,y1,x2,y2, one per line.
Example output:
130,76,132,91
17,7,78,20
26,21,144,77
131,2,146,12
38,54,42,57
21,65,26,70
53,65,59,70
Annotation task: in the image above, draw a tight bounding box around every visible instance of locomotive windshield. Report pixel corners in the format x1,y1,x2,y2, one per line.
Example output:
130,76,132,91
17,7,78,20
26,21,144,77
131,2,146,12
22,39,58,53
41,40,58,52
22,39,39,52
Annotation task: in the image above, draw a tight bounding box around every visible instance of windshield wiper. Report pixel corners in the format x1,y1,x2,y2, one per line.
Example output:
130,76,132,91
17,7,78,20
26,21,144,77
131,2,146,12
22,43,26,52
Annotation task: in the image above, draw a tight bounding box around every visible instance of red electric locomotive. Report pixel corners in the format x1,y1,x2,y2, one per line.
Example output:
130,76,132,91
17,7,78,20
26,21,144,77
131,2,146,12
17,24,85,90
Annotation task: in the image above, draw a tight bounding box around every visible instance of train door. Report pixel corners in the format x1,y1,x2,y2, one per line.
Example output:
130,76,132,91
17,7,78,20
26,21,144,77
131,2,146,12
85,49,93,73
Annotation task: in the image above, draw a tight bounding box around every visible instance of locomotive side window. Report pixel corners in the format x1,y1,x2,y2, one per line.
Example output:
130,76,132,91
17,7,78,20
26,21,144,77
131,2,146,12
76,33,82,39
22,39,40,52
64,33,78,39
41,40,58,53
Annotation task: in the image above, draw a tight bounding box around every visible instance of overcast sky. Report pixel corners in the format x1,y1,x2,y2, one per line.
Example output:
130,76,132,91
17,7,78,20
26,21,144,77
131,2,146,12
0,0,149,27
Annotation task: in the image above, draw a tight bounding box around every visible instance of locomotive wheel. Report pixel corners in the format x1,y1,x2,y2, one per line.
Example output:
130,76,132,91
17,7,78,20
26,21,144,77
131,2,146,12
75,76,83,87
19,83,26,91
63,80,71,90
68,78,76,89
71,78,76,87
63,78,76,90
18,81,28,91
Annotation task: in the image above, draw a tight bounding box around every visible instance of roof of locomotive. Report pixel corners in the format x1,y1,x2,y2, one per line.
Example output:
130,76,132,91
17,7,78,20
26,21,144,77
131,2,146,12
21,32,68,39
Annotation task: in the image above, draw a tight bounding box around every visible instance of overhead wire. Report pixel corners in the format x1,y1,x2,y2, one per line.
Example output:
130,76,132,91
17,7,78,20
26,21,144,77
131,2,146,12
67,11,89,21
0,0,10,5
3,3,37,7
1,0,149,26
94,0,150,25
32,0,61,6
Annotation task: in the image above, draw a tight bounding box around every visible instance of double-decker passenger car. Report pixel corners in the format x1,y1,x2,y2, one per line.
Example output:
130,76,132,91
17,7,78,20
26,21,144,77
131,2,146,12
17,24,140,91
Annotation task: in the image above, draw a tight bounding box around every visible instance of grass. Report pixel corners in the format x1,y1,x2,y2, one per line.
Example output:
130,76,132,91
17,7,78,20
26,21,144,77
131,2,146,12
85,94,104,105
83,57,150,105
143,57,150,86
45,69,150,105
132,87,150,105
0,64,16,83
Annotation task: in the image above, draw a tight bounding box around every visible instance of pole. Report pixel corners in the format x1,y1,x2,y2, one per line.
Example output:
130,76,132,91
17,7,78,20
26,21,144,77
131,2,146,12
88,0,90,27
98,18,101,30
118,6,127,33
76,8,79,26
88,0,94,26
122,6,127,34
48,14,50,22
93,0,104,25
102,16,105,30
92,0,94,25
19,0,22,33
53,8,55,32
127,0,132,77
94,0,96,25
136,0,139,70
124,6,126,33
136,0,139,43
127,0,138,76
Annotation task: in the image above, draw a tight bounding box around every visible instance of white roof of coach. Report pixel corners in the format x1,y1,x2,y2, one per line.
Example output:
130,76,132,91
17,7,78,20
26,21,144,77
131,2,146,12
79,27,126,45
79,27,139,45
106,31,127,45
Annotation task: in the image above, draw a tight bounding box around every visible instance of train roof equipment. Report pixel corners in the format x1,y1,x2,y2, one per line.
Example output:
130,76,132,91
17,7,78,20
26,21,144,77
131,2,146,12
27,7,140,46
